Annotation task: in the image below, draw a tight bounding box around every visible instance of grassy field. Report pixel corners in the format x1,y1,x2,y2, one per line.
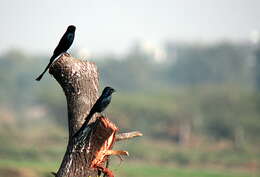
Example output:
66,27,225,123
113,163,257,177
0,159,258,177
1,88,260,177
0,132,260,177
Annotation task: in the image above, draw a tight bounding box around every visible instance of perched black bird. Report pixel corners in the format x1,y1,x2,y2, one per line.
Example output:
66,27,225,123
73,86,116,138
35,25,76,81
86,86,116,124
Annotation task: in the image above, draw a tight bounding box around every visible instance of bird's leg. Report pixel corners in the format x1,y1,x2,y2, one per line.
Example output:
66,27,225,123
62,52,71,57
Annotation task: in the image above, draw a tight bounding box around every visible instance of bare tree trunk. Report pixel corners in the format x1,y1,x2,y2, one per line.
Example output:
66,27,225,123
49,53,100,177
48,54,142,177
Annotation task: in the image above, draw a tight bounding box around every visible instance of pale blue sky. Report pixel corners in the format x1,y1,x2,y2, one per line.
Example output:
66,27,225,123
0,0,260,55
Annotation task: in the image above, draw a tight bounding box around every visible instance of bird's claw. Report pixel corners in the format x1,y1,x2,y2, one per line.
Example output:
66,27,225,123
63,52,71,57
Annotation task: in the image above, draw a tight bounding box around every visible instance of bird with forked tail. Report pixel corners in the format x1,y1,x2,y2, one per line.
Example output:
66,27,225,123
36,25,76,81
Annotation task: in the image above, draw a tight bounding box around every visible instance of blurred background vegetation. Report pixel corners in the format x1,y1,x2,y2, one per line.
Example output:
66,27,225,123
1,0,260,176
0,41,260,177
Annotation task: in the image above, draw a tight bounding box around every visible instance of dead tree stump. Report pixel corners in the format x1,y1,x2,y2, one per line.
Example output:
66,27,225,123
48,54,142,177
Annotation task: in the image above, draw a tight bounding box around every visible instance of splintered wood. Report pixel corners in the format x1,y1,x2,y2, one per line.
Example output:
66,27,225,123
86,116,129,177
90,116,118,168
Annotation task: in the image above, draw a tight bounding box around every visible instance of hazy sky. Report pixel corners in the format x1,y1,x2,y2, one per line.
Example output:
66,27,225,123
1,0,260,55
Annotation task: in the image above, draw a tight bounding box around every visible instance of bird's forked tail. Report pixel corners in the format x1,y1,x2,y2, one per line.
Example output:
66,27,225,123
35,55,56,81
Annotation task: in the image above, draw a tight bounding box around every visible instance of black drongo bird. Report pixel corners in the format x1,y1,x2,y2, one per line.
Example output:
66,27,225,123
86,86,116,124
73,86,116,138
35,25,76,81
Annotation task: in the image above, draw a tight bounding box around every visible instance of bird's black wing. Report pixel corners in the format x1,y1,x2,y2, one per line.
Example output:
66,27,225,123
36,31,74,81
53,32,74,56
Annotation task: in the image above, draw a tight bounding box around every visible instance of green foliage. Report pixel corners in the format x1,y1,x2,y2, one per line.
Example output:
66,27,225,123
166,42,253,85
1,45,260,142
0,42,260,176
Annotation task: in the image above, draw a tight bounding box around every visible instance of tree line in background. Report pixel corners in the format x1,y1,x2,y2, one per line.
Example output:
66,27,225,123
0,41,260,148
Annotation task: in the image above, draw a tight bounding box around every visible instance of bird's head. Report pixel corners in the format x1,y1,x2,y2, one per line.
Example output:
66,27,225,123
102,86,116,96
67,25,76,32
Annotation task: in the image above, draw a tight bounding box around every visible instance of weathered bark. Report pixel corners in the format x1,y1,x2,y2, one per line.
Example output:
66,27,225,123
116,131,143,142
49,53,99,137
49,53,100,177
48,54,142,177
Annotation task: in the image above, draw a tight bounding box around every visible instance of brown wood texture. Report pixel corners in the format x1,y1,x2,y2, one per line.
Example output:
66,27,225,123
49,53,99,138
49,54,100,177
48,54,142,177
